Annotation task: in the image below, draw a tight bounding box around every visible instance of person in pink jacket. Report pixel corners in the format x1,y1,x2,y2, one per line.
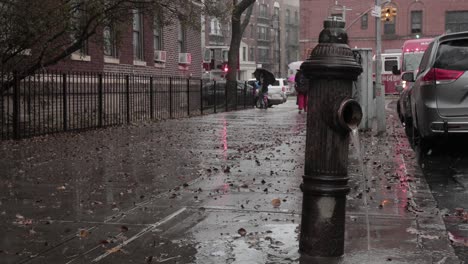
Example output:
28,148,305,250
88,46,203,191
294,70,308,114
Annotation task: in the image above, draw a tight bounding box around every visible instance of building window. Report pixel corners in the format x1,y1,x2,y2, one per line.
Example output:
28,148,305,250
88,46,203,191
71,1,89,56
258,48,269,63
210,18,222,36
411,11,422,34
242,47,246,61
154,17,163,51
274,7,279,18
286,9,290,24
249,47,254,61
295,11,298,24
133,9,144,60
250,24,254,38
259,4,268,18
446,11,468,33
178,20,187,53
361,13,368,30
257,26,269,41
384,18,396,35
103,25,117,57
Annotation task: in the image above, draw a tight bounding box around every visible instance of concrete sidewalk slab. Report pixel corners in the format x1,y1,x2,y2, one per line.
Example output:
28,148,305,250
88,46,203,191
0,99,461,263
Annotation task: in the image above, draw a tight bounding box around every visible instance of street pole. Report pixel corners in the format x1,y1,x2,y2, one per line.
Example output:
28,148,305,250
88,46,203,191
375,0,386,134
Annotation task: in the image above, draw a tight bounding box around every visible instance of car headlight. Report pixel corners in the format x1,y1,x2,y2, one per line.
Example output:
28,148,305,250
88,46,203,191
401,80,406,89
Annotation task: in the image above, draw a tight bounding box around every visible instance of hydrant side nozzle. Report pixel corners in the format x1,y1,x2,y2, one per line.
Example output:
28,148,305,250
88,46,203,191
337,99,363,132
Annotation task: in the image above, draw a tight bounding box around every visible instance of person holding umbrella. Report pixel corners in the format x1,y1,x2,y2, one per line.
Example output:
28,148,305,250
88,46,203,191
253,68,275,109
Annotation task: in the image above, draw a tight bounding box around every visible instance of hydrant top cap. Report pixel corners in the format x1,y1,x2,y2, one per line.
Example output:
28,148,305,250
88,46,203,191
323,17,345,30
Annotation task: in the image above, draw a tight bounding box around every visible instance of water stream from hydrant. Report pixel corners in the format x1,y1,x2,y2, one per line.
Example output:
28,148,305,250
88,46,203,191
351,128,371,250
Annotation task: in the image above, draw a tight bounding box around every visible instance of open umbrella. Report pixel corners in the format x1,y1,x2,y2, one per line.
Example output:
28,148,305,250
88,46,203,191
288,61,304,72
253,68,276,86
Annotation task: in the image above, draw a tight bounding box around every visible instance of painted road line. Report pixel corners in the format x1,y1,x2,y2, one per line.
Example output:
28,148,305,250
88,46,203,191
91,207,187,262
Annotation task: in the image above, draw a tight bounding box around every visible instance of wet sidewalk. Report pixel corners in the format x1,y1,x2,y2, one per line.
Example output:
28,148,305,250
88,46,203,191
0,99,461,263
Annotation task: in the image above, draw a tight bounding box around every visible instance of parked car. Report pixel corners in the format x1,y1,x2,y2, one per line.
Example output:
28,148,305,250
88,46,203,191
401,31,468,154
247,78,287,108
393,38,433,138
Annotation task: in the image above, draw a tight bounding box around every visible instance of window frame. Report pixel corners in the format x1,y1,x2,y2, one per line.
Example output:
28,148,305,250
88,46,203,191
103,23,118,58
178,20,187,53
384,17,396,35
361,13,368,30
153,16,163,51
411,10,422,34
445,11,468,33
132,9,144,61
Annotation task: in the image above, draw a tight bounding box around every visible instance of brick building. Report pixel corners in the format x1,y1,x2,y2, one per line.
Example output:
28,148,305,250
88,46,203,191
203,0,300,80
52,9,202,78
300,0,468,59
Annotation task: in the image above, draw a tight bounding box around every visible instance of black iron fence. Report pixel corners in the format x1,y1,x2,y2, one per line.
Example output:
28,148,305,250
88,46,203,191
0,71,255,140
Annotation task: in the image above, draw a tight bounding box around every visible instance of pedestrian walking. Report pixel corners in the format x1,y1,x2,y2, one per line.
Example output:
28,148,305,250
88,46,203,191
295,70,308,113
258,77,269,109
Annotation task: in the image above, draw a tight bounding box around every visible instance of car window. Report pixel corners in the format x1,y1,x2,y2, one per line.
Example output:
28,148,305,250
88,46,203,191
434,39,468,71
273,80,280,86
418,42,434,74
384,58,398,72
283,80,288,85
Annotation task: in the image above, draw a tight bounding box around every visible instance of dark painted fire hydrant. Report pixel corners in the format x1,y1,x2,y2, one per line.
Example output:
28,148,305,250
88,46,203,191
299,17,363,258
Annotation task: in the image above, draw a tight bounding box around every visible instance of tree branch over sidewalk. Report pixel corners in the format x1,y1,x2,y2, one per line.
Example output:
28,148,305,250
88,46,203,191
0,0,221,94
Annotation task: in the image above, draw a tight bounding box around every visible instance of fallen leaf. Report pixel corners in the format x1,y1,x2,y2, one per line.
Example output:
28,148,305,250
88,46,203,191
57,186,66,190
78,229,90,238
271,198,281,208
120,226,129,232
238,228,247,236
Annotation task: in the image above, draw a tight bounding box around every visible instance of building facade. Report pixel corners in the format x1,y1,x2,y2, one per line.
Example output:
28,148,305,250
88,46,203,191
203,0,300,81
300,0,468,59
52,9,203,78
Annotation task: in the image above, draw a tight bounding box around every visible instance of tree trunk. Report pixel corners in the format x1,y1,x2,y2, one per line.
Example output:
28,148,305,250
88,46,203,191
226,0,254,108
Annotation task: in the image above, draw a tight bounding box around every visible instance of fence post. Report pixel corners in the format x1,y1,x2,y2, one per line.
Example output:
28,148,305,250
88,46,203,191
98,74,103,127
62,74,67,131
187,78,190,117
214,81,217,113
169,77,173,119
126,75,130,124
244,82,247,109
150,77,154,120
200,79,203,115
12,72,20,140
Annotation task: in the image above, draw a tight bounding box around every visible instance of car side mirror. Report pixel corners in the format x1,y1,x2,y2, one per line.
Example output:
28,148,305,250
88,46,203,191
401,72,414,82
395,85,403,93
392,65,401,75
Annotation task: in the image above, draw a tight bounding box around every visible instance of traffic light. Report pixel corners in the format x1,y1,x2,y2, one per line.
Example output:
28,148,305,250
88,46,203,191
391,7,397,17
222,63,228,73
381,7,391,22
381,6,396,22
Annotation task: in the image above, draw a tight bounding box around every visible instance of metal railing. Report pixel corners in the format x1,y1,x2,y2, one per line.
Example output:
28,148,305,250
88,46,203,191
0,71,255,140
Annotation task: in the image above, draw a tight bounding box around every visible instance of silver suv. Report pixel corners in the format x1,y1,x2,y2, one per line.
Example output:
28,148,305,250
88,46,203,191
402,31,468,154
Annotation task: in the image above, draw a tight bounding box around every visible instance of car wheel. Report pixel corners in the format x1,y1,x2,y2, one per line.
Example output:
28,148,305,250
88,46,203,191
412,127,432,163
404,117,413,140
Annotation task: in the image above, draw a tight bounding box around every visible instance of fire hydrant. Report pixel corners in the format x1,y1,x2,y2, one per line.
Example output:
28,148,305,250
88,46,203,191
299,17,363,258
